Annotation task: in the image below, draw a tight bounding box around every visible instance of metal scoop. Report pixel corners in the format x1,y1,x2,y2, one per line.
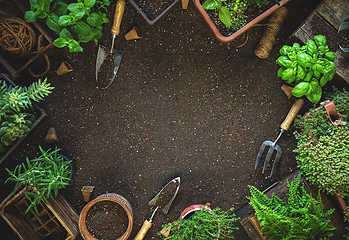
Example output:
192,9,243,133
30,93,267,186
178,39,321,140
255,98,304,178
134,177,180,240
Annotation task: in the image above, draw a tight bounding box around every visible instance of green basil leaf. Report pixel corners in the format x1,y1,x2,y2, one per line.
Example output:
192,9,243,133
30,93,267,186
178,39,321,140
306,40,317,55
86,13,103,27
53,2,68,16
67,3,79,12
292,82,311,97
296,53,312,68
325,52,335,61
279,45,292,56
25,11,37,23
92,28,103,40
46,13,63,34
59,28,73,40
314,35,326,46
84,0,96,9
68,39,83,52
306,79,322,103
303,70,313,82
70,7,86,21
313,69,321,79
277,68,285,78
281,67,296,82
293,43,300,52
320,74,329,87
219,7,231,28
58,15,73,26
53,38,69,48
103,0,110,6
288,52,297,62
202,0,221,9
297,65,306,80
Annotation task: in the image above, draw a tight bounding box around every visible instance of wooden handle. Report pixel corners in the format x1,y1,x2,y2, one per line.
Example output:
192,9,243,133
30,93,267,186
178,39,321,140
133,220,152,240
111,0,125,36
280,98,304,131
280,84,294,99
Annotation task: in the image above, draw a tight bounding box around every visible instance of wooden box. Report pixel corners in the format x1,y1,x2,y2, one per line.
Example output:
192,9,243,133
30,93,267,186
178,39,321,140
0,186,79,240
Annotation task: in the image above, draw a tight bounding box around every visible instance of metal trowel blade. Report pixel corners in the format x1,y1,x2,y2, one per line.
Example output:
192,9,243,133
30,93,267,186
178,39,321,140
96,45,109,82
149,177,180,215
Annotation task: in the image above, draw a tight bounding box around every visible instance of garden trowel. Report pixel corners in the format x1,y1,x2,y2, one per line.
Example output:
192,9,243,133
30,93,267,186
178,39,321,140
95,0,125,89
134,177,180,240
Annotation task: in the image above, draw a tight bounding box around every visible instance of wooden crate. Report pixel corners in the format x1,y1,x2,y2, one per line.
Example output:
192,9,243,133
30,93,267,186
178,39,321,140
0,186,79,240
0,0,55,79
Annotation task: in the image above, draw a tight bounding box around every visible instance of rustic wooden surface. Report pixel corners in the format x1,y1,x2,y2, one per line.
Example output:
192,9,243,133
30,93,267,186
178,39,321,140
288,0,349,83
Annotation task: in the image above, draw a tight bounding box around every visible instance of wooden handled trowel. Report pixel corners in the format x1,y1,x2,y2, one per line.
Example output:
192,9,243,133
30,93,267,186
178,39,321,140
96,0,125,89
134,177,180,240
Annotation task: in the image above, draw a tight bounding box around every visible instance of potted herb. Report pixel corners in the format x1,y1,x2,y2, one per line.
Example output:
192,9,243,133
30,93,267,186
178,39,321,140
0,77,53,154
5,146,72,213
25,0,110,52
293,87,349,213
159,203,239,239
195,0,292,43
248,174,336,239
276,35,336,104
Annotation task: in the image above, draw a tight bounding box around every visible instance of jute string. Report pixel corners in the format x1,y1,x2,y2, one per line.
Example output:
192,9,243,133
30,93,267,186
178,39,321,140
0,17,36,57
255,6,288,59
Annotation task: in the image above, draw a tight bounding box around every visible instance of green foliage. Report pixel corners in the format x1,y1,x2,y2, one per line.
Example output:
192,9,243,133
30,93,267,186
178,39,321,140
276,36,336,103
0,78,54,152
247,174,336,240
202,0,270,32
344,207,349,239
5,146,71,214
158,207,239,239
293,87,349,197
25,0,110,52
294,126,349,197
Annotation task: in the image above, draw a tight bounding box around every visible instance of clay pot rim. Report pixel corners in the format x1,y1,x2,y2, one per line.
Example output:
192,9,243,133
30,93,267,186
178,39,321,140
193,0,292,43
79,193,133,240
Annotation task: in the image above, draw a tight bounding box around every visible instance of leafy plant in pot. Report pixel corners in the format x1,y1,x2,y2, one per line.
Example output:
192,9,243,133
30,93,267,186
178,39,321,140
276,35,336,104
293,87,349,213
248,174,336,240
5,146,72,214
0,78,54,153
195,0,291,43
158,203,239,239
25,0,110,52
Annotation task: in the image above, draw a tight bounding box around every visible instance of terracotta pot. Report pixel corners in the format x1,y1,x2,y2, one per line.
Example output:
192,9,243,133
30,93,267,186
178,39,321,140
179,203,212,219
79,193,133,240
179,203,221,239
194,0,292,43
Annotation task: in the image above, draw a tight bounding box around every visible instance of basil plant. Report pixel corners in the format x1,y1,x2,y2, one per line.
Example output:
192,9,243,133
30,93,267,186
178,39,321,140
276,35,336,104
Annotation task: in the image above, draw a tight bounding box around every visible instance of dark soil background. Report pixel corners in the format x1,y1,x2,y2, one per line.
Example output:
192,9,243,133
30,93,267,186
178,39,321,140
1,0,348,239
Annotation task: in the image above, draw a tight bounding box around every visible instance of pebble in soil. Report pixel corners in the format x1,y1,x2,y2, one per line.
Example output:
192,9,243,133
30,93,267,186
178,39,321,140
86,201,128,240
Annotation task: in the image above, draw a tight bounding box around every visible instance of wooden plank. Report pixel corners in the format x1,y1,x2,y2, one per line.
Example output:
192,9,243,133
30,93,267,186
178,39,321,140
241,219,263,240
317,2,344,30
249,215,267,240
318,0,349,30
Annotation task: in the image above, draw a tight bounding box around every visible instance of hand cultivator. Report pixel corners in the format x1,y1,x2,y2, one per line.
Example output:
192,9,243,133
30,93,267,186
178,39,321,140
255,98,304,178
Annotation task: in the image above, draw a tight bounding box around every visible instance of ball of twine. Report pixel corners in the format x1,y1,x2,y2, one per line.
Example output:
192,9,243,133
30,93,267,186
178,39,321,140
255,6,288,59
0,17,36,57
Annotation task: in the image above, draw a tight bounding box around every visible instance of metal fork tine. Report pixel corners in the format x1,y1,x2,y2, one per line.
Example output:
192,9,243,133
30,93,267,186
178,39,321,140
269,145,283,178
255,141,272,169
262,146,275,174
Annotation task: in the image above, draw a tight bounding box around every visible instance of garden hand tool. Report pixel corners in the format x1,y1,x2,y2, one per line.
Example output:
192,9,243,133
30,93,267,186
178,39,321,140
134,177,180,240
95,0,125,88
255,98,304,178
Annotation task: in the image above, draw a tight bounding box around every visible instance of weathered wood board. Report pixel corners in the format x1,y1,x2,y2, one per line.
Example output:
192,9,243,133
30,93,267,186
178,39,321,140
289,0,349,83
